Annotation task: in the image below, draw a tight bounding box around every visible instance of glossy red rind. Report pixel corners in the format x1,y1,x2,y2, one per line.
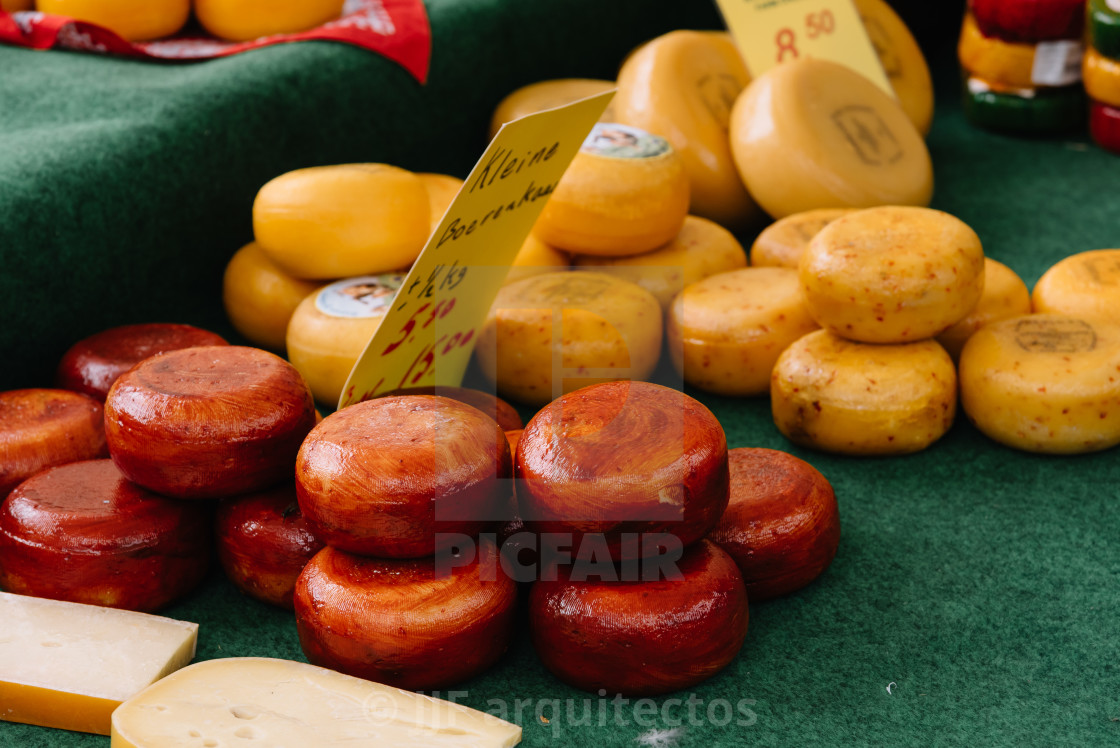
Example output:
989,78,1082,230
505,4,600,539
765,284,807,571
708,448,841,600
296,396,512,558
529,539,748,696
1090,100,1120,153
104,346,316,499
516,381,729,560
970,0,1085,42
294,542,517,690
378,385,524,431
56,323,228,402
216,484,325,609
0,388,108,499
0,459,210,611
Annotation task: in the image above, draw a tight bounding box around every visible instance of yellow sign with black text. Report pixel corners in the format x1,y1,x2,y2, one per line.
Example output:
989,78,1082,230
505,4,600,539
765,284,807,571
715,0,892,96
338,91,615,409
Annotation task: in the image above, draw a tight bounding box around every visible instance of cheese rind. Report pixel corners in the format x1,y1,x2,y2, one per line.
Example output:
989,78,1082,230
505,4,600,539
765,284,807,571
937,258,1031,361
0,591,197,736
750,208,855,269
854,0,935,135
729,59,932,219
574,215,747,309
1032,249,1120,324
223,242,320,351
959,315,1120,454
110,657,522,748
418,173,464,237
614,30,761,229
668,267,819,396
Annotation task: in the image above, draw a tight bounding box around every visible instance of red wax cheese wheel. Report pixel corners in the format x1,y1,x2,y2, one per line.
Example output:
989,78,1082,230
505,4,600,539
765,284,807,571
216,485,325,610
294,542,517,690
0,460,209,611
516,381,729,560
377,386,523,432
296,396,512,558
529,539,748,696
1090,100,1120,153
971,0,1086,43
105,346,316,499
56,323,228,402
0,389,107,499
707,448,840,601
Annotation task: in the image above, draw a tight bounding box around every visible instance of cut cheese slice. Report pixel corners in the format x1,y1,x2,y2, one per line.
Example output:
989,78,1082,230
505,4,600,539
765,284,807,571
110,657,522,748
614,30,761,229
959,314,1120,454
729,59,932,219
1032,249,1120,324
489,79,617,139
574,215,747,309
0,591,197,736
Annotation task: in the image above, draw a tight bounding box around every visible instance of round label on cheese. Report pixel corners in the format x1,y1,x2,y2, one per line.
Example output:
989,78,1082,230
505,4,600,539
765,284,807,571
581,123,670,160
314,276,403,319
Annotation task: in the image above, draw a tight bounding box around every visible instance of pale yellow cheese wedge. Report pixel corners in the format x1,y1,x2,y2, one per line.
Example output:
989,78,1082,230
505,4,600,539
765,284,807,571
286,275,402,405
476,271,662,405
574,215,747,309
853,0,934,135
959,315,1120,454
937,258,1031,361
771,330,957,455
253,164,430,280
750,208,855,269
0,591,197,736
668,267,819,396
418,173,464,236
505,233,570,286
730,59,933,219
800,206,985,343
489,79,617,139
614,30,761,229
111,658,522,748
1032,249,1120,325
222,242,321,351
532,123,690,256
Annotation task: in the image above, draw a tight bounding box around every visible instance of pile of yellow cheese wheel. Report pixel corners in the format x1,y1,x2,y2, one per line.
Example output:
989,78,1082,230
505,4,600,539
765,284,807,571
18,0,344,42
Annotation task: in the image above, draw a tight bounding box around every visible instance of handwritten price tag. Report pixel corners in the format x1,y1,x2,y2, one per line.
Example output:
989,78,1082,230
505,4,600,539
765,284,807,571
714,0,892,96
338,90,615,409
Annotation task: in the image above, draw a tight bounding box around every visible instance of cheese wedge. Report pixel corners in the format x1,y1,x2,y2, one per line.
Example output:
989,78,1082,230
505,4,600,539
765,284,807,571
111,658,522,748
0,592,197,736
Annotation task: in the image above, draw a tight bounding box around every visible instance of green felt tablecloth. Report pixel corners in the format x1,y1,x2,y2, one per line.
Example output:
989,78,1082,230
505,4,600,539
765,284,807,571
2,1,1119,746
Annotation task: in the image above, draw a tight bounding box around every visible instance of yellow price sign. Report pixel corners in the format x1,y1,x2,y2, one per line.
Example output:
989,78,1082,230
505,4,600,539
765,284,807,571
714,0,893,96
338,91,615,409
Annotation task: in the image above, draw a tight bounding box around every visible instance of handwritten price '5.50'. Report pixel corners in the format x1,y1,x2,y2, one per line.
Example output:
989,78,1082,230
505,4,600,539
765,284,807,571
775,10,836,62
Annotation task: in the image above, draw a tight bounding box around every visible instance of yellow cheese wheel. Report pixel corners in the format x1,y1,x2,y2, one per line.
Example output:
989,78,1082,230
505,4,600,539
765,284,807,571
800,206,986,343
853,0,935,135
285,275,402,406
729,59,933,219
532,123,690,256
668,267,819,396
504,234,569,286
1032,249,1120,324
750,208,855,269
959,314,1120,454
222,242,321,352
1,0,33,11
574,215,747,309
476,271,662,406
36,0,189,40
614,30,761,230
1084,48,1120,109
937,258,1031,361
253,164,430,280
771,330,957,455
193,0,344,42
957,13,1036,90
417,173,463,236
489,79,617,140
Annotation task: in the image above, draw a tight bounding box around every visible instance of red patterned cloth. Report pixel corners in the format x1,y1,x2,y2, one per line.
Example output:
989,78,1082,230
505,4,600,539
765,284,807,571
0,0,431,82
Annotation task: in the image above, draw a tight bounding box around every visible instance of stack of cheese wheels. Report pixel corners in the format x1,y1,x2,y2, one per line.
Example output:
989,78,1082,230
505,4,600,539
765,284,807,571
771,206,986,455
1087,0,1120,152
958,2,1087,135
520,381,749,695
293,393,518,689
